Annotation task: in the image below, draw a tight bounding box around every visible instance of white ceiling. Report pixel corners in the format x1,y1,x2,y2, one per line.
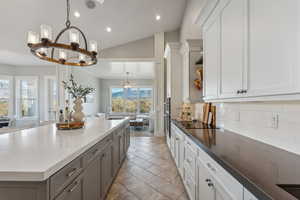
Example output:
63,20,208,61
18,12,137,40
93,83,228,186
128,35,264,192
81,61,155,79
0,0,187,66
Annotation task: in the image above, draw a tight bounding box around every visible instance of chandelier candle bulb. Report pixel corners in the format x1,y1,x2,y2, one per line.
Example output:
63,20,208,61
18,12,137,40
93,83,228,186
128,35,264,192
40,24,52,42
59,50,67,63
69,30,80,49
89,40,98,54
27,31,39,46
79,53,86,64
39,48,47,56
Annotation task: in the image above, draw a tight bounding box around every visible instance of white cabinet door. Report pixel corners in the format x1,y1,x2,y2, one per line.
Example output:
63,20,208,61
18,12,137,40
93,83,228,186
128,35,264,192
203,16,221,100
247,0,300,96
197,159,215,200
219,0,247,98
244,189,258,200
213,177,234,200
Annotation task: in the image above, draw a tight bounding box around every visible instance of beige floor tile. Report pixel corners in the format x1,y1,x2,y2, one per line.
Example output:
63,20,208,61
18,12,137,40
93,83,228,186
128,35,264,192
106,136,188,200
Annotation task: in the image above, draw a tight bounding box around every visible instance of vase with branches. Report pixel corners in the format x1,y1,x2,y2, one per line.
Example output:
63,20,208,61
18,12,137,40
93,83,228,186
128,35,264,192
62,74,95,122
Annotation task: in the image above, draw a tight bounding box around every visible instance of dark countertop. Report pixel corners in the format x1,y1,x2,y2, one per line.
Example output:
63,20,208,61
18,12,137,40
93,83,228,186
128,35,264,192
172,119,300,200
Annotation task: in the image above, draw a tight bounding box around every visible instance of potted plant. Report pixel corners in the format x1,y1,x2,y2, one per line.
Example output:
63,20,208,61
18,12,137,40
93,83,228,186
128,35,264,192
62,74,95,122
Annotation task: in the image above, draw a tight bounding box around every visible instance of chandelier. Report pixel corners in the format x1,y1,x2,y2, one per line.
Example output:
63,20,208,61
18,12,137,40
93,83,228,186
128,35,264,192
123,72,132,89
27,0,98,67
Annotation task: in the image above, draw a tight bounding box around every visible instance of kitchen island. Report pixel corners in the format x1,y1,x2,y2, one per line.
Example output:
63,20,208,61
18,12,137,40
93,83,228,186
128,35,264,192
0,118,130,200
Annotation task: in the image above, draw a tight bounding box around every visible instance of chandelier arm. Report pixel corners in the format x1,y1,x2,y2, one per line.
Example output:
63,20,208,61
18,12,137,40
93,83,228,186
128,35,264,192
50,26,88,59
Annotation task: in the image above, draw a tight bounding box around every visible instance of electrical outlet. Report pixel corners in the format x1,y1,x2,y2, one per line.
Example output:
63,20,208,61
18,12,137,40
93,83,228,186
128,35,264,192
270,113,279,129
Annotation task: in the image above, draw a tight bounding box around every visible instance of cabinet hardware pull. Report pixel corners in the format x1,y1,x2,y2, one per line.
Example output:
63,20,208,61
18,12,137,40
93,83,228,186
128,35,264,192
205,179,211,183
237,90,241,94
68,181,79,192
66,168,77,177
208,182,214,187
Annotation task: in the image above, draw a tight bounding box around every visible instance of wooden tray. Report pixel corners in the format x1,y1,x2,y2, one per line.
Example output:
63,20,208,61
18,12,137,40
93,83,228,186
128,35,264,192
56,121,85,130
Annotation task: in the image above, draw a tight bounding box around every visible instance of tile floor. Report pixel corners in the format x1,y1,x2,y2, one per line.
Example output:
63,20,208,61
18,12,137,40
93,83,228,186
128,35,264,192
106,137,189,200
130,128,154,137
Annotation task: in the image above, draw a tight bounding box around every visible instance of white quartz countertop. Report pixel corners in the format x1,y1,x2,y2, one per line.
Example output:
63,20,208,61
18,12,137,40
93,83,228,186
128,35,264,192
0,118,128,181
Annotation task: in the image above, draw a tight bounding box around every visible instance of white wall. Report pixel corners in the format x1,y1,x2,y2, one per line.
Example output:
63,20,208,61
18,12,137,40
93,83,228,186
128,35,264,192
99,79,154,113
0,64,56,122
214,102,300,156
71,69,101,117
165,29,180,45
180,0,206,42
101,36,154,59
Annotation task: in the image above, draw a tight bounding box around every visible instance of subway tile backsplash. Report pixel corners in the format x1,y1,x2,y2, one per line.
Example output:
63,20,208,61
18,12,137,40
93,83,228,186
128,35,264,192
215,102,300,156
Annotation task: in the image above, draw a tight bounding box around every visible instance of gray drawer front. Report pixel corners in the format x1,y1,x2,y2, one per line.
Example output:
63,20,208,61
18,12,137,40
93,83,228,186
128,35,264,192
54,174,83,200
50,157,83,198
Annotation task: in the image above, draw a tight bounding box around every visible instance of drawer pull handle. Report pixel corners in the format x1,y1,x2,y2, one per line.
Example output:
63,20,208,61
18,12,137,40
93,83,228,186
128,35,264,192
68,181,79,193
66,168,77,177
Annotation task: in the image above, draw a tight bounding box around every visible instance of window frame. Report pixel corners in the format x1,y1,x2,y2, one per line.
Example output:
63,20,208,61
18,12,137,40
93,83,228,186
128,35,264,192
0,75,13,117
15,76,39,120
109,85,154,114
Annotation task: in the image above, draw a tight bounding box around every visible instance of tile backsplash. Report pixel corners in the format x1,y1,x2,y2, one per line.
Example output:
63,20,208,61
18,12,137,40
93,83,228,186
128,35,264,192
215,102,300,156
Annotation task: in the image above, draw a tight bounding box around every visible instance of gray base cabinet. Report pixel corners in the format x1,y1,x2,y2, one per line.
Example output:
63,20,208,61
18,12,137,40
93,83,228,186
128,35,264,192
0,122,130,200
83,157,100,200
100,143,113,200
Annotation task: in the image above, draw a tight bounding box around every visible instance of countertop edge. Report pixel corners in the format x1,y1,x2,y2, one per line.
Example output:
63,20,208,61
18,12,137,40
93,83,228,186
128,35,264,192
0,118,129,182
171,119,273,200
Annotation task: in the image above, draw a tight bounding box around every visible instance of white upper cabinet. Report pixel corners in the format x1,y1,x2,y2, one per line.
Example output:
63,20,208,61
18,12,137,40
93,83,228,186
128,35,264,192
202,0,300,102
219,0,247,98
203,16,220,100
246,0,300,97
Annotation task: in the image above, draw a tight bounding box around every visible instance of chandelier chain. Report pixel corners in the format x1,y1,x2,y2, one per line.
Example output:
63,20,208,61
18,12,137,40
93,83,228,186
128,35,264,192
66,0,71,27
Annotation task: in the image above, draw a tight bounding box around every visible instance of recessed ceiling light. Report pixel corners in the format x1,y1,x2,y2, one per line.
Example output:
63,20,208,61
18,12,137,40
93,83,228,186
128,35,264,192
106,27,112,32
96,0,105,4
156,15,161,21
74,11,80,18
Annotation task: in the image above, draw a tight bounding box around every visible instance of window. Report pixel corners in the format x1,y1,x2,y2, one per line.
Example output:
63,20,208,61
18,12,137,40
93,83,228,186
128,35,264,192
0,77,12,117
139,88,153,113
111,88,125,113
45,76,58,121
111,87,153,114
16,77,38,119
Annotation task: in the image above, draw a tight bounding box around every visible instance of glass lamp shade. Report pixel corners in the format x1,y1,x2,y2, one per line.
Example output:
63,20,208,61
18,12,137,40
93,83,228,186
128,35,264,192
27,31,39,45
40,24,52,41
38,48,47,56
89,40,98,53
69,30,80,45
79,53,86,63
59,50,67,61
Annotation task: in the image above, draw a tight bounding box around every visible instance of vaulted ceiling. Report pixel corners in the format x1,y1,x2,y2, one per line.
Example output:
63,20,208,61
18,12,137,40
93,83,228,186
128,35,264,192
0,0,187,66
